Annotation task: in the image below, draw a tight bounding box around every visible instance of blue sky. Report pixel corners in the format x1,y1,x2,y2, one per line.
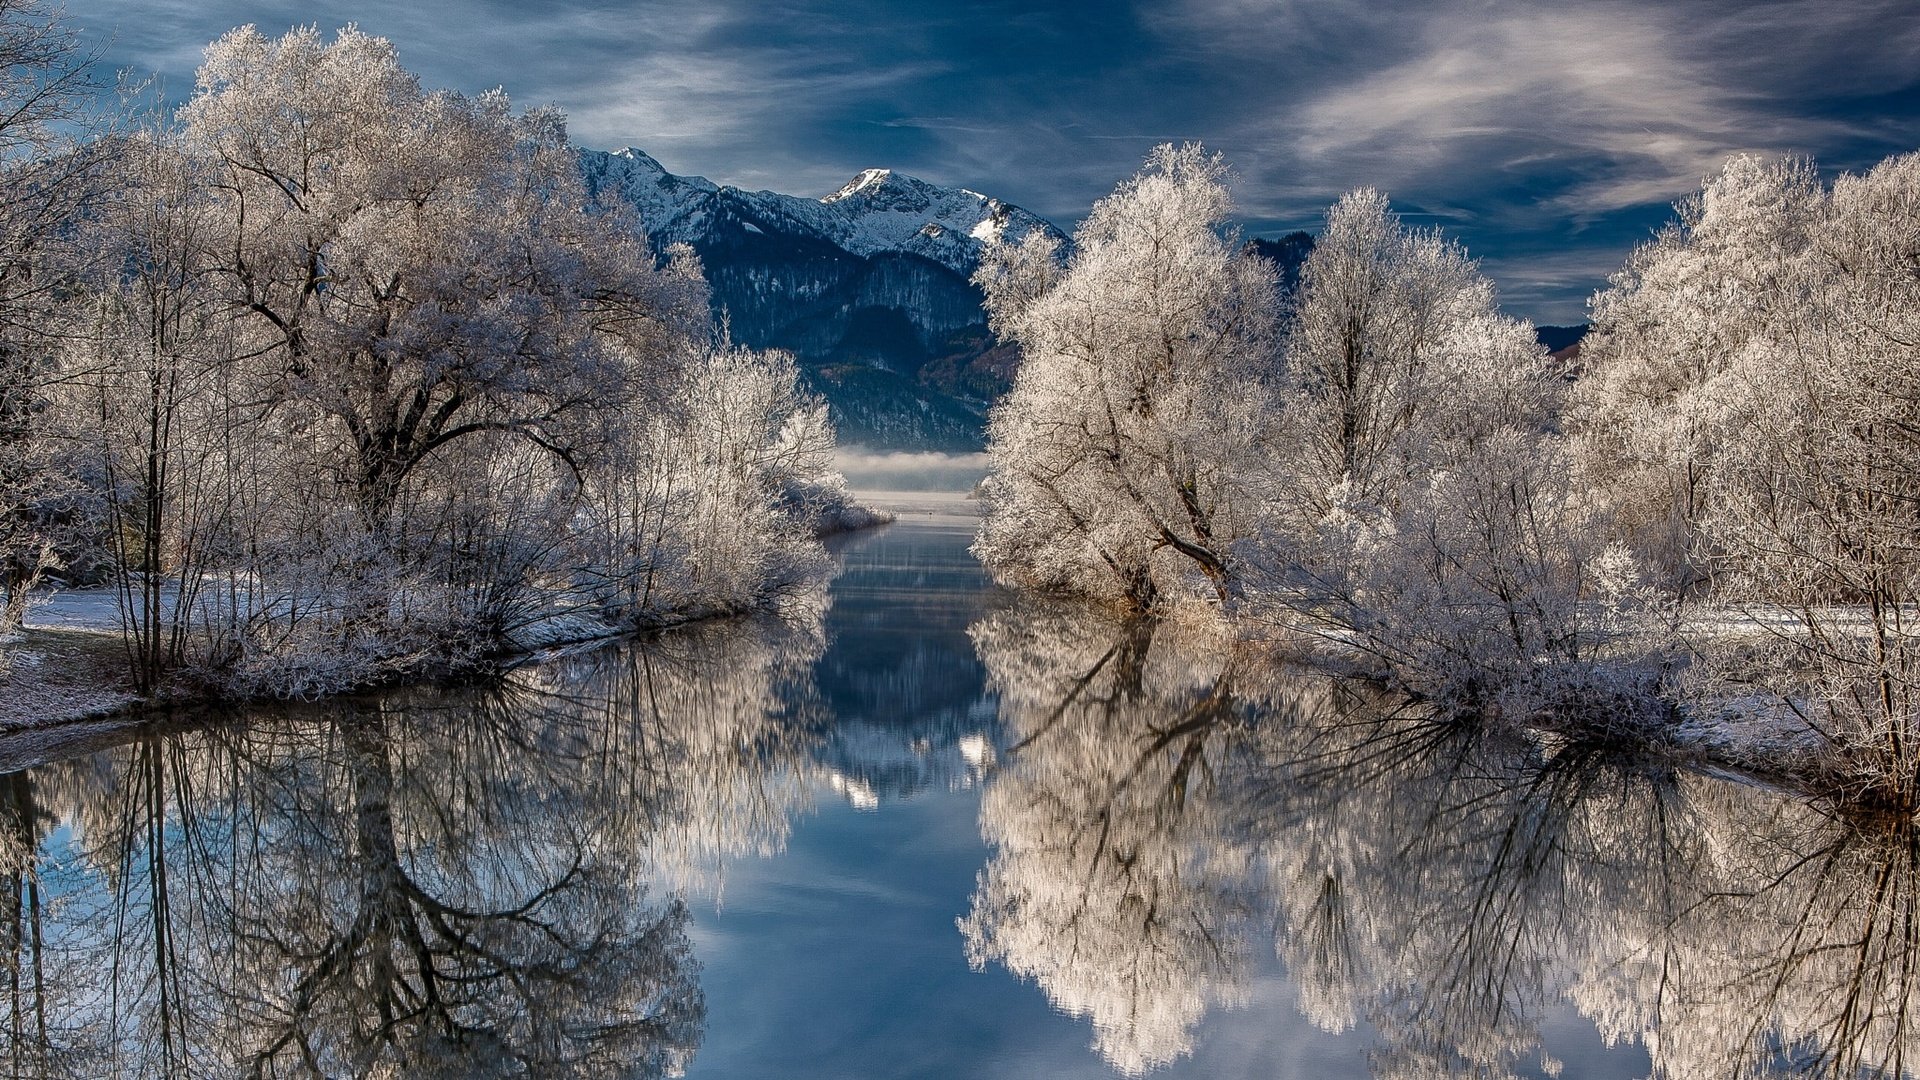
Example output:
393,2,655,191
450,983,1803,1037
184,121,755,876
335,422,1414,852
73,0,1920,323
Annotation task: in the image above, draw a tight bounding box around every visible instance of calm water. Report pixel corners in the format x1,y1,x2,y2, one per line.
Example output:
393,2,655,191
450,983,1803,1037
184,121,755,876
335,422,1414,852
0,491,1915,1078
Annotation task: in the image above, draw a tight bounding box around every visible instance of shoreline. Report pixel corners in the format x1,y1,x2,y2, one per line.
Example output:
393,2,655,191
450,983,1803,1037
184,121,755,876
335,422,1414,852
20,492,1868,819
0,503,901,759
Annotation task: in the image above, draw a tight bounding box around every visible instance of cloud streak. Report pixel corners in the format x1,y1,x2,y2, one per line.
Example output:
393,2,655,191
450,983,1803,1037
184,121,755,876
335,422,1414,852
67,0,1920,322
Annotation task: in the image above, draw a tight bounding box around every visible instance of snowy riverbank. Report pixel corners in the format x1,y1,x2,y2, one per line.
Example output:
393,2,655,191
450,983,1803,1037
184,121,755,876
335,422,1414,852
0,497,898,734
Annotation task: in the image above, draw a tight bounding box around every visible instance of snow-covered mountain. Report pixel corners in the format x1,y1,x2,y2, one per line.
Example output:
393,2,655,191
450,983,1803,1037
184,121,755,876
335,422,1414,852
583,148,1057,277
580,148,1065,449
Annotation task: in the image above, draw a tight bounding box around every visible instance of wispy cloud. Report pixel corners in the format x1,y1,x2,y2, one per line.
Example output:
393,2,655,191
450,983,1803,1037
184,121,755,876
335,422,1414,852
64,0,1920,320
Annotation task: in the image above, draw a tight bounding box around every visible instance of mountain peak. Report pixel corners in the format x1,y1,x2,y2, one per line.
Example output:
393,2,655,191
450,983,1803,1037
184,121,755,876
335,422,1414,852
826,168,895,202
605,147,718,192
580,145,1064,276
610,146,664,171
574,145,1068,449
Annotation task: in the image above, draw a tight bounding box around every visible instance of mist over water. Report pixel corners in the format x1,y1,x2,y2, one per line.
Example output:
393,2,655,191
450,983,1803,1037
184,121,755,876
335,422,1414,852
834,447,990,494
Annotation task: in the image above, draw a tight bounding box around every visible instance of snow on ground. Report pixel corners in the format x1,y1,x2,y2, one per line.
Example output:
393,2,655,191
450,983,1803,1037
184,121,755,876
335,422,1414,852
3,588,140,731
1670,696,1827,768
22,587,125,633
0,626,136,732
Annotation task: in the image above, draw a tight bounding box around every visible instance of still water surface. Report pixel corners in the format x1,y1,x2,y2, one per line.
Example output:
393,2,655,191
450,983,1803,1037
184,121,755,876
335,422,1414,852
0,491,1914,1077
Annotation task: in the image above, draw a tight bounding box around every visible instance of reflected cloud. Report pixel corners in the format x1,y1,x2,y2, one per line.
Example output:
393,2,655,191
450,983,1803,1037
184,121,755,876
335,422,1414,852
963,607,1920,1077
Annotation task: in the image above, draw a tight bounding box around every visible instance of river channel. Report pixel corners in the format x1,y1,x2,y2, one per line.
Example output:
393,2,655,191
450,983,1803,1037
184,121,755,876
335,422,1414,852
0,489,1913,1078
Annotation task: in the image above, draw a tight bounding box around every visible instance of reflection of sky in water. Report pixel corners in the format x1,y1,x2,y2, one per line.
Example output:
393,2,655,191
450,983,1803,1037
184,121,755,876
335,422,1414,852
685,795,1377,1077
1,463,1909,1078
683,784,1370,1079
683,514,1655,1079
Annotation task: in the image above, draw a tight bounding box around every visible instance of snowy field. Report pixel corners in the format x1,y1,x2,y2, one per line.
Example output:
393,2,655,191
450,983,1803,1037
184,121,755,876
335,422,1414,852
0,616,136,734
23,587,124,633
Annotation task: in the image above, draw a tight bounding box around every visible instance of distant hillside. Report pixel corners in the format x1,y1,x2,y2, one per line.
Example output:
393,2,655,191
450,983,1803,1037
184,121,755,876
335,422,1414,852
1247,231,1315,295
580,152,1586,448
1535,323,1589,357
581,148,1065,450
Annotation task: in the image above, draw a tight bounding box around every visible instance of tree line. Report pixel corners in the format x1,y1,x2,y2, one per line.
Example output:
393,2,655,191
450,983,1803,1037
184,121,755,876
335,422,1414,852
975,143,1920,805
0,20,871,701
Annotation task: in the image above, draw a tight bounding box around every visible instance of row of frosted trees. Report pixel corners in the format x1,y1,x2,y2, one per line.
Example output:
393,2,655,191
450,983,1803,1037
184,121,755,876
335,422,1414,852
975,143,1920,803
964,610,1918,1079
0,23,865,699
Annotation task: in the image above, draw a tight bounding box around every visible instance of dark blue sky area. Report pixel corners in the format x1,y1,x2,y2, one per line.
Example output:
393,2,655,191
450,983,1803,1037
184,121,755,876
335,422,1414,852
76,1,1920,323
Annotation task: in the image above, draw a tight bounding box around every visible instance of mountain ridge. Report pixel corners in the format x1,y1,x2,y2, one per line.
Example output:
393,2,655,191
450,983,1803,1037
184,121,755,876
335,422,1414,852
580,147,1066,449
583,148,1062,274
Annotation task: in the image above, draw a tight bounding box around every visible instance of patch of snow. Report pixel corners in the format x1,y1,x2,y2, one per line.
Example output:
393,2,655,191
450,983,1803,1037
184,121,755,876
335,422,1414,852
0,629,137,731
24,588,124,633
1670,695,1827,773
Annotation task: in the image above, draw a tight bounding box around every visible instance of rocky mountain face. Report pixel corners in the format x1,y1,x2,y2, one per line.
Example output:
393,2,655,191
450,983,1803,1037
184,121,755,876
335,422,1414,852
581,148,1064,450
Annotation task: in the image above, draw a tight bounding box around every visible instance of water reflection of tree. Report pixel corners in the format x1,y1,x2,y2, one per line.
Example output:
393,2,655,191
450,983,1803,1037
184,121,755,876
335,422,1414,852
1,769,62,1077
965,608,1920,1078
1580,802,1920,1080
0,606,828,1077
207,701,702,1078
960,609,1269,1075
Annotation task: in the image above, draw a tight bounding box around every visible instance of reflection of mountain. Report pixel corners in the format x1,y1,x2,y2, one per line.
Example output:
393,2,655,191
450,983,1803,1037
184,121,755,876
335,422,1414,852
964,608,1920,1079
809,521,1002,804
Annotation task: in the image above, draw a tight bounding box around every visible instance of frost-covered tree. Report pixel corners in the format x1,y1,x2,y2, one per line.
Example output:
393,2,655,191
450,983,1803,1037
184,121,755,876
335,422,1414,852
578,343,843,623
1578,150,1920,798
1257,188,1624,720
973,144,1280,611
180,26,708,535
1276,188,1493,522
1571,155,1823,592
68,133,246,692
38,25,866,699
0,0,106,638
973,154,1641,720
